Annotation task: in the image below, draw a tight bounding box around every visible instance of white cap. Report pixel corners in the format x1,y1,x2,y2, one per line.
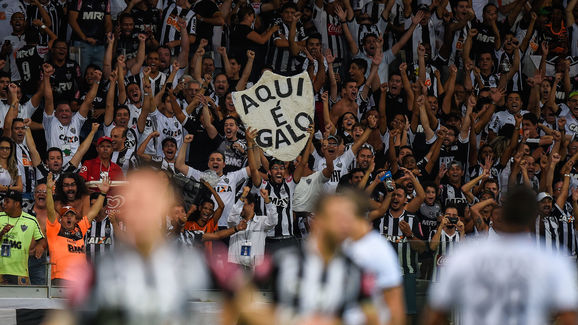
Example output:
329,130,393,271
536,192,553,202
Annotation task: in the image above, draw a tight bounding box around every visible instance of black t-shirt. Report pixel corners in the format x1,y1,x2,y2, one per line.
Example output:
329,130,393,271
129,6,162,38
50,60,82,101
417,202,442,240
116,33,140,60
471,20,503,58
194,0,219,43
183,116,219,170
16,45,47,95
68,0,111,44
439,140,469,168
385,92,409,122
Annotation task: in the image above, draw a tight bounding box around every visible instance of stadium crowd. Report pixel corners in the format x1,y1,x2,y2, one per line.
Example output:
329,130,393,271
0,0,578,322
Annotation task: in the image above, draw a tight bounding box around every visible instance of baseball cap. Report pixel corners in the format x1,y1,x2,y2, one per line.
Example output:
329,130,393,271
536,192,553,202
97,136,113,146
4,190,22,203
569,91,578,99
59,205,78,217
327,135,339,143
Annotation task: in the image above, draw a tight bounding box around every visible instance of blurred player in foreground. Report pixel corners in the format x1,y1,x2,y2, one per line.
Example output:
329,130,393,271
425,185,578,325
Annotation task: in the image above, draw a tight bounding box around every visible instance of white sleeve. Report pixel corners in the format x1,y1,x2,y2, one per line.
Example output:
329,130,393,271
374,242,402,289
42,110,53,130
227,200,244,227
20,100,37,118
262,202,278,231
185,167,202,180
340,148,356,167
230,167,249,183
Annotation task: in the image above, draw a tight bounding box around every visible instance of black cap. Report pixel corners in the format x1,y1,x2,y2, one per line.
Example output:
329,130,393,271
4,190,22,203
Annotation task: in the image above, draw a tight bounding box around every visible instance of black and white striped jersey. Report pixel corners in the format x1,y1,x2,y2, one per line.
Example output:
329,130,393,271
85,217,114,265
439,183,469,217
125,69,167,97
552,203,576,256
26,1,65,44
15,142,36,195
260,242,372,319
312,5,346,62
258,179,296,238
112,146,138,175
267,18,308,75
429,229,460,282
378,210,423,275
159,1,197,55
176,229,205,249
534,212,561,253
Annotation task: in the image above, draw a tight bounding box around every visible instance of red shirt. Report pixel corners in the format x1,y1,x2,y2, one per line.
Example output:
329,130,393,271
79,157,124,182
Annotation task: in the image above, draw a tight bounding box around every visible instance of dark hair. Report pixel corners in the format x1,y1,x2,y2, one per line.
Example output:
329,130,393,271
479,189,496,200
245,193,258,205
162,137,177,148
482,3,498,14
522,112,538,125
46,147,63,161
115,105,130,115
422,181,437,192
502,185,537,227
307,33,322,43
281,2,297,12
118,12,134,22
223,115,239,126
55,173,89,204
443,203,460,215
209,151,225,161
237,6,256,21
350,58,368,74
12,118,24,126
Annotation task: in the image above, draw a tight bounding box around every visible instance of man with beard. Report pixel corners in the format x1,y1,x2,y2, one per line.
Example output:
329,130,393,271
79,136,124,182
110,126,138,175
1,12,28,82
54,173,90,220
42,63,100,164
27,180,49,285
373,169,425,322
126,51,167,96
489,92,528,138
210,73,229,106
114,13,140,61
533,192,562,253
203,115,247,173
46,173,109,285
35,123,100,182
312,127,371,193
137,133,178,173
176,131,256,230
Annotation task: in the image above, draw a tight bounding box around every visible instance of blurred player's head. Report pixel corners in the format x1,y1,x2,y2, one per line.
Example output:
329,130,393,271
121,168,176,247
502,185,538,231
313,190,367,246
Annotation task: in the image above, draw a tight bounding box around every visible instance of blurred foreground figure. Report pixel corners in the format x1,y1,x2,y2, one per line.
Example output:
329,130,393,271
232,191,379,325
64,168,213,325
425,185,578,325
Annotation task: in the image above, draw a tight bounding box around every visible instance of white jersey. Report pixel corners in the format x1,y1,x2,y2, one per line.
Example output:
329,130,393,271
429,234,578,325
343,230,402,324
0,100,38,129
186,167,249,227
42,111,87,165
149,110,183,157
313,149,356,193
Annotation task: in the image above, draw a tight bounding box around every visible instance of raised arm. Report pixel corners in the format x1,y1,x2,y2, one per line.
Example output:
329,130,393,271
42,63,55,115
24,121,42,167
69,122,100,168
217,47,233,78
104,69,118,126
351,126,372,155
176,18,190,69
46,173,58,223
86,177,111,223
175,134,193,175
246,127,262,187
404,168,425,213
78,70,102,118
293,126,315,184
441,65,457,115
236,50,255,91
325,49,338,101
200,97,219,139
392,11,424,55
203,180,225,225
136,131,160,162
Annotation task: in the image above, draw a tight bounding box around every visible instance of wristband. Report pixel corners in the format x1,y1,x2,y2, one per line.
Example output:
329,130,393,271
99,192,107,197
564,174,571,177
41,25,46,29
233,226,238,233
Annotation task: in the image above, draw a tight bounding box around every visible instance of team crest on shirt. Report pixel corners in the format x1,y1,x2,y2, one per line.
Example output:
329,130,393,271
306,179,311,184
71,128,76,134
174,121,179,128
65,72,71,80
20,225,27,232
59,125,63,130
223,178,229,184
336,162,342,168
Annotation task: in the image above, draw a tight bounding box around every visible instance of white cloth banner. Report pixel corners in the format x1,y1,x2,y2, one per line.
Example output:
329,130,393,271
232,70,314,161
